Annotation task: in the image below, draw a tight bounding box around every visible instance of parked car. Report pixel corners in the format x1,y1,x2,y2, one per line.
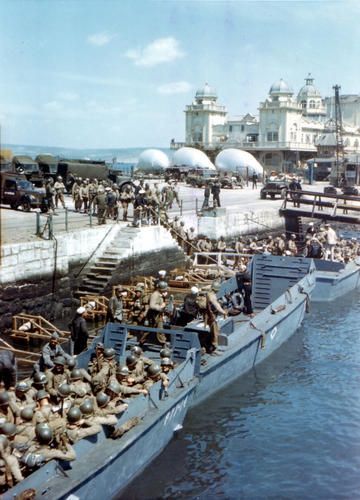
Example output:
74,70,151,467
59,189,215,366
323,186,338,195
341,185,359,196
0,172,48,212
260,179,288,199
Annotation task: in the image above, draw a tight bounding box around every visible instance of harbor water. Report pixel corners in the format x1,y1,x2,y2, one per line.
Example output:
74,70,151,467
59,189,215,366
121,292,360,499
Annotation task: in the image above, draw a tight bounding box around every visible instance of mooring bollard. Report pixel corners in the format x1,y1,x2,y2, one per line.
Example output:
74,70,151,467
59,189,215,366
36,212,41,236
65,208,68,232
89,211,93,228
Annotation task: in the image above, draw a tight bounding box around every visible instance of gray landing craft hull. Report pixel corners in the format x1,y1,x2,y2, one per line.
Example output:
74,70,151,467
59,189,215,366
191,276,311,407
312,259,360,302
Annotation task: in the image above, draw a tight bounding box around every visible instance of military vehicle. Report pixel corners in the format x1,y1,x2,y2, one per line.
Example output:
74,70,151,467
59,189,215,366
0,172,48,211
260,179,289,199
35,154,59,180
11,155,43,186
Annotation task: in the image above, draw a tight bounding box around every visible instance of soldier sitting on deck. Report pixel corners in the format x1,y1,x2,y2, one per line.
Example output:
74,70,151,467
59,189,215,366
91,348,117,394
37,333,70,373
0,429,24,490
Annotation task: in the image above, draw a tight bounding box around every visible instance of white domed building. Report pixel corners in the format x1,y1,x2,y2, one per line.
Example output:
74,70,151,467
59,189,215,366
297,74,326,120
136,149,170,173
172,147,215,170
215,149,263,176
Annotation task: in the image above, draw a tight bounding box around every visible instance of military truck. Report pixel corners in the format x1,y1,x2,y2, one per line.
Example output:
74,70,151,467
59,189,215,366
35,154,59,180
260,179,288,199
11,155,43,185
0,172,48,212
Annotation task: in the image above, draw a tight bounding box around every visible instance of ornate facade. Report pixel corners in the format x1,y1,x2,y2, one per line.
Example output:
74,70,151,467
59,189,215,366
178,76,360,173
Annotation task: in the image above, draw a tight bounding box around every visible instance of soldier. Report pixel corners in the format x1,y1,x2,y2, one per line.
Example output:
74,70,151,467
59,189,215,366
177,221,187,251
72,178,82,212
69,369,92,405
33,390,55,426
107,287,125,323
27,371,48,401
143,364,169,393
79,181,89,213
65,405,101,444
53,176,66,209
217,236,227,253
69,306,89,355
128,286,147,325
11,381,35,411
91,348,117,394
204,281,228,354
186,227,196,256
104,381,130,415
37,332,70,373
180,286,200,326
202,181,210,210
286,234,298,256
0,351,17,391
120,186,133,222
93,186,107,225
115,366,148,397
25,424,76,464
133,189,147,226
202,236,213,265
88,342,105,377
57,383,74,417
125,354,147,385
0,391,20,425
139,281,168,346
45,178,55,213
92,392,120,426
87,179,97,214
211,179,221,207
13,407,36,447
46,356,68,401
0,428,24,488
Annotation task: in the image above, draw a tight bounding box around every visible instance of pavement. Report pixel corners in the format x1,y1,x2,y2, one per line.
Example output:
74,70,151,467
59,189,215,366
0,181,327,245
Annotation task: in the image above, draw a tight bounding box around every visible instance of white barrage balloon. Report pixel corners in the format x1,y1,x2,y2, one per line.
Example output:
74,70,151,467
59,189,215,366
136,149,170,172
215,148,263,176
172,147,215,170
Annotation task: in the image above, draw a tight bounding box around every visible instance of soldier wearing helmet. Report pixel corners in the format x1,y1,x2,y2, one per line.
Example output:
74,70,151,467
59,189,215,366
93,391,128,426
65,402,101,444
88,342,105,377
69,369,92,406
128,286,148,325
12,381,35,411
203,281,228,354
14,406,36,447
0,391,18,425
25,423,76,463
0,424,24,486
180,286,200,326
46,356,68,401
115,366,148,397
91,348,117,394
139,280,169,346
143,363,169,393
54,176,66,209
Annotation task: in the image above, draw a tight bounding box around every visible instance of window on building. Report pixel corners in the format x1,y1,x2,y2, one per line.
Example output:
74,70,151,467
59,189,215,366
267,132,279,142
301,100,306,109
229,125,233,132
309,100,315,109
241,125,245,132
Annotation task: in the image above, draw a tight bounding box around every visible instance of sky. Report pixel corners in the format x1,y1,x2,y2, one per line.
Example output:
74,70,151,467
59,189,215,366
1,0,360,149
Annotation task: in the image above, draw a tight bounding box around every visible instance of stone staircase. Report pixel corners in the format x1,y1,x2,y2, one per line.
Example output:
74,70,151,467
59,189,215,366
75,226,141,297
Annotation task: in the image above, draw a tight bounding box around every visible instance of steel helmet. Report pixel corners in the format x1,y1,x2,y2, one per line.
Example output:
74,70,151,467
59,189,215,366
36,390,49,401
106,380,121,395
158,281,168,291
67,357,76,369
36,425,53,444
116,365,129,377
161,357,173,367
20,407,34,422
58,383,72,398
0,391,10,406
104,348,116,359
67,407,82,423
126,354,137,367
57,176,62,180
147,364,161,378
160,347,172,359
130,345,143,357
191,286,199,295
70,368,83,381
53,356,66,366
80,399,94,416
16,381,30,393
211,281,221,292
96,392,110,408
33,372,48,385
1,422,17,437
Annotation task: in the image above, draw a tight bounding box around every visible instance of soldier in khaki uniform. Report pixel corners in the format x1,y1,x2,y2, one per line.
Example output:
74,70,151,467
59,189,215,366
0,392,19,425
88,342,105,377
26,425,76,464
46,356,68,402
91,348,117,394
54,176,66,209
0,430,24,489
65,406,101,444
68,369,92,405
13,407,36,447
143,364,169,393
204,281,228,354
139,281,168,346
115,367,148,397
10,382,35,412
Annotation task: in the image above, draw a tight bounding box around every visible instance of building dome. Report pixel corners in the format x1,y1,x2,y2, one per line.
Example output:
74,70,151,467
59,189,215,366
297,74,321,100
172,147,215,170
215,148,263,176
195,83,217,100
269,78,293,96
136,149,170,172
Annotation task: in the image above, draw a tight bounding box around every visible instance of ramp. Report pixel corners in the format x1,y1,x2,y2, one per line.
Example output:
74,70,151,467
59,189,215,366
251,255,313,310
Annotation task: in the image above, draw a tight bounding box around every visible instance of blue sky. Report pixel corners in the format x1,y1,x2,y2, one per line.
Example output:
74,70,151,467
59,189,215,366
1,0,360,149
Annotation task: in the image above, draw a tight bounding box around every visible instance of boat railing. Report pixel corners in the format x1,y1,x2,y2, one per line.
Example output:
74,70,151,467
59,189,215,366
193,251,253,267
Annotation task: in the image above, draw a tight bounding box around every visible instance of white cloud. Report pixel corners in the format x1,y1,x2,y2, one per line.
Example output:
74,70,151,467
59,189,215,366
87,32,114,46
125,37,185,67
157,81,192,95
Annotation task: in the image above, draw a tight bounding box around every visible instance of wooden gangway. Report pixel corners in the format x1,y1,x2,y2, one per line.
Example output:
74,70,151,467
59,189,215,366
280,189,360,224
11,314,70,342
